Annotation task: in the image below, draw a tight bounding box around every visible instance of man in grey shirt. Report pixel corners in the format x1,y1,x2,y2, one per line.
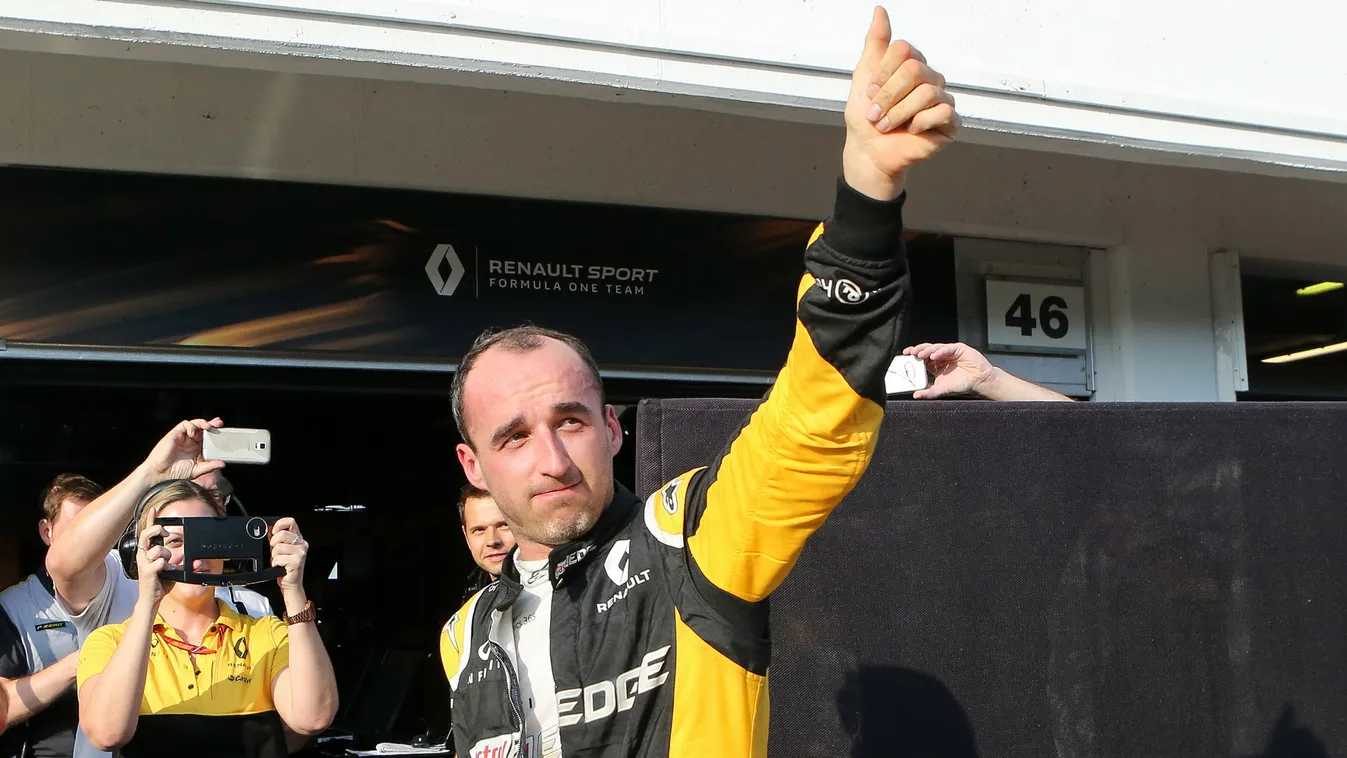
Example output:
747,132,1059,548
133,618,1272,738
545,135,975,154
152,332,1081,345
0,474,106,758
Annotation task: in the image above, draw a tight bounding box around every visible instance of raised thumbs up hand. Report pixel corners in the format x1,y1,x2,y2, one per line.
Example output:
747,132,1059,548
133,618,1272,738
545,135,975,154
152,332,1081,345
843,6,959,201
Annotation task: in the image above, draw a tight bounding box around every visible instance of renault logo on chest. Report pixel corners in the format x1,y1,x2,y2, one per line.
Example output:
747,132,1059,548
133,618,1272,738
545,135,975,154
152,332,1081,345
234,638,248,659
597,540,652,614
605,540,631,585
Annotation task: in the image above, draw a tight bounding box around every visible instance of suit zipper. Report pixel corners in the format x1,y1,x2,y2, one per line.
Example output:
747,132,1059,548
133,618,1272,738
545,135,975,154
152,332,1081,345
485,640,525,742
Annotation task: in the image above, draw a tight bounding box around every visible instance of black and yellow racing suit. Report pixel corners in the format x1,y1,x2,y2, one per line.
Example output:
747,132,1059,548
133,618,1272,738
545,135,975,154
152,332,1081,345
440,176,909,757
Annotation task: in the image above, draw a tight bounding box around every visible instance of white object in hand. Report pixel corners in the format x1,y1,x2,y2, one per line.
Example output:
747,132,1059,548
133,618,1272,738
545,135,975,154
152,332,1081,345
884,354,929,395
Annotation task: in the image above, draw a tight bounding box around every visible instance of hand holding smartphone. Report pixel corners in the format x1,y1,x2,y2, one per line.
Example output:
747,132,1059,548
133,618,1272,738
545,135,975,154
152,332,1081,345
202,427,272,464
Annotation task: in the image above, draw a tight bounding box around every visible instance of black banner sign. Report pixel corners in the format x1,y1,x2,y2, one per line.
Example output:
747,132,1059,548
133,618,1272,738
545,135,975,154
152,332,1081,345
0,168,822,373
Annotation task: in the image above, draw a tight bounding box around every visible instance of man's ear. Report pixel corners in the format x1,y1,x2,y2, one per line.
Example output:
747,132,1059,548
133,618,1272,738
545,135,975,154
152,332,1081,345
457,443,489,490
38,519,53,547
604,405,624,456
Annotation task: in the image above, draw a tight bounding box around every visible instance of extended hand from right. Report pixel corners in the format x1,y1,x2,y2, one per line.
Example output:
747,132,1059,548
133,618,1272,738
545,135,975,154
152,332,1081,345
903,342,996,399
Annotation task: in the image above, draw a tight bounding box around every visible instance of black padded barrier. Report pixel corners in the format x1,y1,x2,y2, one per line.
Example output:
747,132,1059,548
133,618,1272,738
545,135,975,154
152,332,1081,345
636,399,1347,758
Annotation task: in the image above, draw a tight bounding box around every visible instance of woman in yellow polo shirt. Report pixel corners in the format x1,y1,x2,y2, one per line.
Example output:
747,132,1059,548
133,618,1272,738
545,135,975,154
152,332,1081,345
76,480,338,758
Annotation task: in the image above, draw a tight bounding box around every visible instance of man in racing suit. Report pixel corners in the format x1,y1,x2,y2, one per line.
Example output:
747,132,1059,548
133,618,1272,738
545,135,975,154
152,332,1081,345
440,8,959,756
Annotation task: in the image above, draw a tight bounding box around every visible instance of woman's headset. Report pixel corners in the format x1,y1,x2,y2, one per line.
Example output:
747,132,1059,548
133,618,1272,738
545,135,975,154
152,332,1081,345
117,479,183,580
116,478,252,580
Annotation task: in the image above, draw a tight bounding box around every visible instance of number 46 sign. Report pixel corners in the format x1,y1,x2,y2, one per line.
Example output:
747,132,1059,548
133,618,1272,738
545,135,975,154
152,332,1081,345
984,278,1088,353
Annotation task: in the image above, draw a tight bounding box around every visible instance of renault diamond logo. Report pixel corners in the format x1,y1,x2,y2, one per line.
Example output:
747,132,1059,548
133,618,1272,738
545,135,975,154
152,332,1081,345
605,539,631,586
426,244,466,296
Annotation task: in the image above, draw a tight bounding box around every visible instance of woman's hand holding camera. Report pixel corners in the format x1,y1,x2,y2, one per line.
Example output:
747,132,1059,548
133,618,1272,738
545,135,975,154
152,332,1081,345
135,523,175,609
269,518,312,619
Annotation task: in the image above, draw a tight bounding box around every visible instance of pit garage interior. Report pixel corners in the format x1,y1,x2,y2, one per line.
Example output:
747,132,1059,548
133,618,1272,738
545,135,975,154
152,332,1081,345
0,164,963,749
0,156,1343,751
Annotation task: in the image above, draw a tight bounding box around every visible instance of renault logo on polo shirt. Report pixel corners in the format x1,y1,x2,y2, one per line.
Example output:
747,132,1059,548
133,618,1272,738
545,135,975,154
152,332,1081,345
234,638,248,659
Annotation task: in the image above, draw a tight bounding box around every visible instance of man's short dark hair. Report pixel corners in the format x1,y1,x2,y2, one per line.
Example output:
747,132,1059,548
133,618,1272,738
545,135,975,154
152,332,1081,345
41,473,105,525
457,483,489,525
450,325,604,447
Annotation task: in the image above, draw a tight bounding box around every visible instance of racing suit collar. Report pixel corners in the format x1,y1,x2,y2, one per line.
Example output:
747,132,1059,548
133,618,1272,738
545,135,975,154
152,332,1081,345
490,484,642,611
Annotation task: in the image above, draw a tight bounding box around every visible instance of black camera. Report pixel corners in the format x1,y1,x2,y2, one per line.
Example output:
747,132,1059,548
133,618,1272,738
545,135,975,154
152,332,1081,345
119,515,285,586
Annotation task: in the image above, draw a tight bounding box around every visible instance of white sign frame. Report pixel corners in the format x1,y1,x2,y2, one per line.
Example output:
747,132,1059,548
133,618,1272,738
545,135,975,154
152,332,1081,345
984,276,1089,354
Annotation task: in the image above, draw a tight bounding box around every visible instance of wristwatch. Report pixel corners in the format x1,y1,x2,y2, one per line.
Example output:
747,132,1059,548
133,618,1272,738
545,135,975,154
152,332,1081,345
282,600,317,626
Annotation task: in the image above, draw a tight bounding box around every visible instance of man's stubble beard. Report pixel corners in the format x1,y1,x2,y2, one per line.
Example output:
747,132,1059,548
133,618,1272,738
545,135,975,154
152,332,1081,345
505,487,608,548
498,455,617,548
537,508,599,545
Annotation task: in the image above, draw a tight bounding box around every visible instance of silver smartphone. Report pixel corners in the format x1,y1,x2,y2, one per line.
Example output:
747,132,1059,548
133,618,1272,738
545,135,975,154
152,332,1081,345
884,354,930,395
202,427,272,465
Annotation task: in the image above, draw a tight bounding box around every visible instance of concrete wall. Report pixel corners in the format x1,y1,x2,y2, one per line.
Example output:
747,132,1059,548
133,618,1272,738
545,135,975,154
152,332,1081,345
2,0,1345,179
2,50,1345,400
114,0,1347,138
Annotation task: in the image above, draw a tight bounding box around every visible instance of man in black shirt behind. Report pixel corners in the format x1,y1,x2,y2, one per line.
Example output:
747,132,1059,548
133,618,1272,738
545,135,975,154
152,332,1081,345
428,486,517,753
456,484,516,604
